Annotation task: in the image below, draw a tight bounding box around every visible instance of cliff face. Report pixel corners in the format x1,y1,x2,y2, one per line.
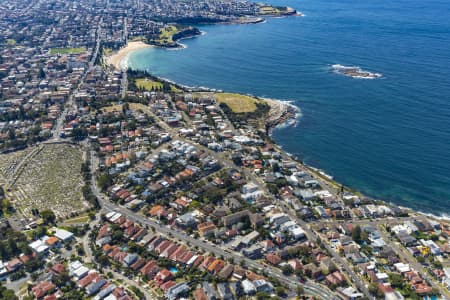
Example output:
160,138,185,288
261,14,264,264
172,27,202,42
265,100,299,135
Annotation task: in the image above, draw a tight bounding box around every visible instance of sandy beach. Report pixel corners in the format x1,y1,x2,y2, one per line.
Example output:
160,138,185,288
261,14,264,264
106,41,152,70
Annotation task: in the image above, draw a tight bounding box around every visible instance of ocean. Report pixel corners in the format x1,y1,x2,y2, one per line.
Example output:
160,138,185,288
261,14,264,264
127,0,450,215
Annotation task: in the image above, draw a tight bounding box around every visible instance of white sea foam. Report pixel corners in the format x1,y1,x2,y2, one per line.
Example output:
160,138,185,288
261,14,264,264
377,202,450,221
166,43,187,51
331,64,382,79
120,54,130,70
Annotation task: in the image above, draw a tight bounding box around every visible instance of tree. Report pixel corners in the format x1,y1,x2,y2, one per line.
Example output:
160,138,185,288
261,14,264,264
76,245,85,256
72,127,87,141
40,209,56,225
295,269,304,278
97,173,113,191
360,229,369,243
8,129,15,140
267,183,279,195
32,225,48,240
0,198,13,215
122,103,129,113
203,187,225,204
328,263,337,274
0,242,8,260
54,271,71,288
416,256,425,264
0,282,18,300
19,243,32,256
129,152,137,166
256,291,270,300
369,282,383,298
432,260,443,269
296,285,304,296
281,264,294,275
352,225,362,243
111,229,123,243
388,273,404,288
97,254,109,266
7,238,18,255
275,286,287,297
24,258,44,272
272,162,280,173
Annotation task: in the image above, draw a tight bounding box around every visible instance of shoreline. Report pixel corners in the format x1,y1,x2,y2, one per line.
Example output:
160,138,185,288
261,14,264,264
106,42,300,131
106,9,301,67
103,38,447,224
105,41,153,70
283,149,450,222
263,98,300,132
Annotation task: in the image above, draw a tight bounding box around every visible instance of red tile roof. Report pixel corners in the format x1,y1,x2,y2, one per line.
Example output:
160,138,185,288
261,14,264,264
32,281,55,299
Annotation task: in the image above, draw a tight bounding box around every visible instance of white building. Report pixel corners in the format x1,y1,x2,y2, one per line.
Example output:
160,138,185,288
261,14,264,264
29,239,49,255
290,227,306,240
394,262,410,273
242,182,259,194
242,279,256,295
420,239,441,255
54,228,74,242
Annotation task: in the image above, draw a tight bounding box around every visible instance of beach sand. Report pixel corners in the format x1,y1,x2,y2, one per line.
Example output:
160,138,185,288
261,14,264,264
106,41,152,70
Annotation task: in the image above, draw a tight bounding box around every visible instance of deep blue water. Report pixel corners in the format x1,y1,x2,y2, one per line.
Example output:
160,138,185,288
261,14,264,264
128,0,450,215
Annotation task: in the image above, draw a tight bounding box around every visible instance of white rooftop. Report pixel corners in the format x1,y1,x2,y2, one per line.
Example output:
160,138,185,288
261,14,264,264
29,239,49,254
73,265,90,279
54,228,74,241
394,262,410,273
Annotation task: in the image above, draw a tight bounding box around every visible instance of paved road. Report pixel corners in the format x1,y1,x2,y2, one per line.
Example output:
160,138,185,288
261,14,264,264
132,104,236,172
377,227,450,299
5,274,30,294
81,216,100,264
85,102,338,298
313,215,428,228
280,203,372,298
86,100,337,298
80,212,154,299
88,151,337,299
120,16,128,98
310,214,450,298
104,267,154,300
52,18,103,140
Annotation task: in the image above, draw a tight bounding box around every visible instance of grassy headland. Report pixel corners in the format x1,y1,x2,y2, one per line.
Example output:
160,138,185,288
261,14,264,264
135,78,163,91
150,25,201,48
49,47,86,55
215,93,261,113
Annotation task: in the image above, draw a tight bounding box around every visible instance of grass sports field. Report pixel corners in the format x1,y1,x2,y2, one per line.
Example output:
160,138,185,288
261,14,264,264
135,78,163,90
50,47,86,55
